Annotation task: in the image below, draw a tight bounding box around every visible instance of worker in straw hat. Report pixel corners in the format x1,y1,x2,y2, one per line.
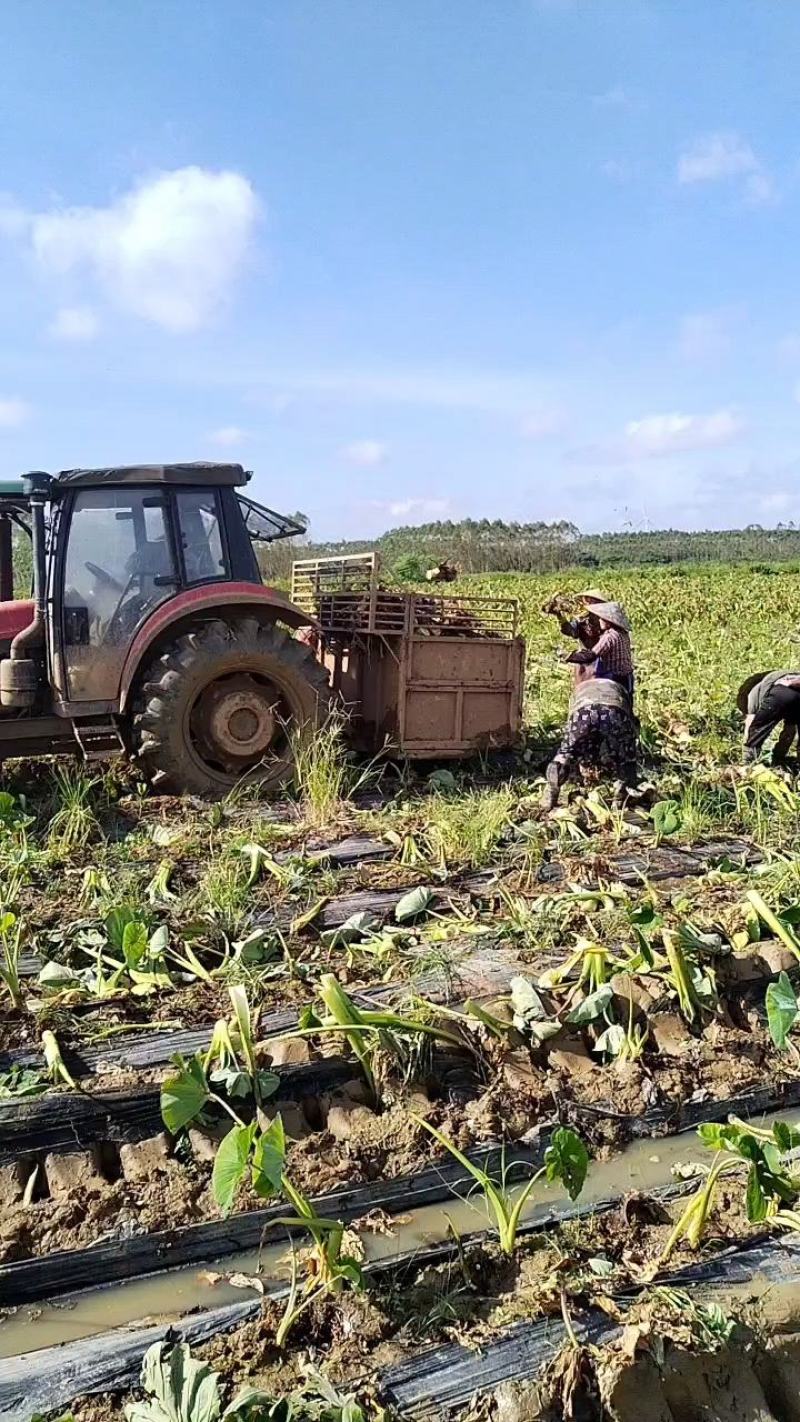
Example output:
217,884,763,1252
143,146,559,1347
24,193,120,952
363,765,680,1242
738,670,800,764
558,599,635,702
544,587,609,649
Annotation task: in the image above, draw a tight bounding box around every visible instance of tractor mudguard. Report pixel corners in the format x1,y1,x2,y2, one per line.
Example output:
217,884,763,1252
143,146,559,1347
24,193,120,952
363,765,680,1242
118,582,317,712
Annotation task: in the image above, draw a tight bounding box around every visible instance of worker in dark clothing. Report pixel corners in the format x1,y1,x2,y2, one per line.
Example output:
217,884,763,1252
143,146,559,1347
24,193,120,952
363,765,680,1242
541,672,639,810
739,671,800,763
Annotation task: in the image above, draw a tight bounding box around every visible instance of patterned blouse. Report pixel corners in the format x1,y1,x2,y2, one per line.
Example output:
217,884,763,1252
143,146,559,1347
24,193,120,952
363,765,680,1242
592,627,633,677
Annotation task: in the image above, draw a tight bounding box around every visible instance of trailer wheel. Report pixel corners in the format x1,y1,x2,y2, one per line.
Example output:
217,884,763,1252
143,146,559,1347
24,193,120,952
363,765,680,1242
131,617,329,797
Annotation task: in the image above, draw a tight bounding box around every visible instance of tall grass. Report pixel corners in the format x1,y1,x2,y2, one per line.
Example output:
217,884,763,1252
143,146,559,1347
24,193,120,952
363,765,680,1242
422,786,514,871
290,714,378,828
48,764,101,852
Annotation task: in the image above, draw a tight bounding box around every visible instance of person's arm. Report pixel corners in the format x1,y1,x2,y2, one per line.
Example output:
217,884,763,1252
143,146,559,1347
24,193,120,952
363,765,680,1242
563,648,597,666
560,617,582,639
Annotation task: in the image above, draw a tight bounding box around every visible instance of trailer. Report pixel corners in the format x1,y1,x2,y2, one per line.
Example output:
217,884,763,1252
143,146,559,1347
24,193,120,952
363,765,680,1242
291,552,525,759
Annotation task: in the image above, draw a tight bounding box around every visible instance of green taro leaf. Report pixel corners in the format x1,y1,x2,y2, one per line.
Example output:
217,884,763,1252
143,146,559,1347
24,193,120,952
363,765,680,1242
252,1114,286,1198
773,1119,800,1153
105,905,139,953
651,800,682,839
566,983,614,1025
122,919,149,967
126,1340,221,1422
321,911,378,947
221,1389,289,1421
746,1164,768,1222
427,768,457,792
697,1121,734,1152
766,972,799,1050
394,886,434,923
212,1122,257,1216
544,1126,589,1201
161,1056,210,1134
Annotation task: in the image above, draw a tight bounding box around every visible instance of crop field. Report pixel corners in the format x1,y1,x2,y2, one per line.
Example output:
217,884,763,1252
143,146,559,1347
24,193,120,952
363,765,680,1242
6,563,800,1422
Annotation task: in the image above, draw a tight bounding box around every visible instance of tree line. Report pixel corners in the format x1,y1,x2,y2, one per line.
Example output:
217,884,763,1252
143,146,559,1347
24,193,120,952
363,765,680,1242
257,516,800,582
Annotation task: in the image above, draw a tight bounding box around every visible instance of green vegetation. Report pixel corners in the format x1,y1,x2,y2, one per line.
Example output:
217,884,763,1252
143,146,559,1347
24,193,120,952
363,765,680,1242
15,558,800,1420
258,515,800,580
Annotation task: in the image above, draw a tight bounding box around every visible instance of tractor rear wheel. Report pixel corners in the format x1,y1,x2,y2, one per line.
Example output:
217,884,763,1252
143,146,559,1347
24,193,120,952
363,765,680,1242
132,617,329,797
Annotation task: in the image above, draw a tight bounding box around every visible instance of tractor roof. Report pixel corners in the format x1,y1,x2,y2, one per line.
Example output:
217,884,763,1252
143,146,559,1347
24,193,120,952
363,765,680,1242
52,462,249,489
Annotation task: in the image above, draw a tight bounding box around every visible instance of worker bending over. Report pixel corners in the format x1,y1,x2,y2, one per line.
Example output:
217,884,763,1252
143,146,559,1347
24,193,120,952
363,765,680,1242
739,671,800,764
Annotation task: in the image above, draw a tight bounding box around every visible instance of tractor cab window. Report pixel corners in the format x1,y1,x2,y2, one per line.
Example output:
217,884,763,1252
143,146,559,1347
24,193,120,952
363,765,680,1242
62,488,176,701
175,489,226,583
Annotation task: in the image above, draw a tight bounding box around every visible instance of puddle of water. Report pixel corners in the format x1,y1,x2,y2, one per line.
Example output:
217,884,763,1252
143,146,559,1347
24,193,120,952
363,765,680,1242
4,1106,800,1358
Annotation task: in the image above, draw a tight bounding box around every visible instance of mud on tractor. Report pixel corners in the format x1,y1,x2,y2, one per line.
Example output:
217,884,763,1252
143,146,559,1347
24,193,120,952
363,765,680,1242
0,464,524,796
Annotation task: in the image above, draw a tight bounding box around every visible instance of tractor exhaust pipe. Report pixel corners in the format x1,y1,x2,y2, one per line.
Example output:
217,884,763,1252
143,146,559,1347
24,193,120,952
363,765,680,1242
1,471,50,708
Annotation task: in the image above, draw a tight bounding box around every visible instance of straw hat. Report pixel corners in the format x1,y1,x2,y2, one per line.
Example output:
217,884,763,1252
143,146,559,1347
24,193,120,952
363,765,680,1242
579,588,608,604
736,672,770,715
590,601,631,633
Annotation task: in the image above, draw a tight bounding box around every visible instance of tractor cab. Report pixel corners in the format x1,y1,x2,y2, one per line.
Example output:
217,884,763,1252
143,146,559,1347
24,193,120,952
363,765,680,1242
0,465,323,791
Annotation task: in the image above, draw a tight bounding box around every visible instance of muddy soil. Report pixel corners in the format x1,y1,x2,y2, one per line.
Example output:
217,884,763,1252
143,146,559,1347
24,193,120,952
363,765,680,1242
3,1001,794,1263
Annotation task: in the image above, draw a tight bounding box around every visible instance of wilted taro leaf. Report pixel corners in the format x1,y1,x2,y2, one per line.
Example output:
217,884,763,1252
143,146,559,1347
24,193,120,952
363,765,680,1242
395,886,434,923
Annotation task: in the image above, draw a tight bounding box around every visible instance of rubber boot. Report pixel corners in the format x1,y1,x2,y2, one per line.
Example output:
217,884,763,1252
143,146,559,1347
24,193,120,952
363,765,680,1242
540,761,561,812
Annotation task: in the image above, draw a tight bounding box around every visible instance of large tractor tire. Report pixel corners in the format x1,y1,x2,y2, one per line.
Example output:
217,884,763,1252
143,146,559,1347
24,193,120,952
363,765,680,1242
131,616,329,797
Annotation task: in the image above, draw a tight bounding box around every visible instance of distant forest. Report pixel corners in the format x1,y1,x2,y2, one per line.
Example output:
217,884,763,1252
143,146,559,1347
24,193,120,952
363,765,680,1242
259,517,800,581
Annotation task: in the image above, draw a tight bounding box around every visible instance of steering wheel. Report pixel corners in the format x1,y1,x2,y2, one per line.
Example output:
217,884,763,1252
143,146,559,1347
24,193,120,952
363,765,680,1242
85,560,124,594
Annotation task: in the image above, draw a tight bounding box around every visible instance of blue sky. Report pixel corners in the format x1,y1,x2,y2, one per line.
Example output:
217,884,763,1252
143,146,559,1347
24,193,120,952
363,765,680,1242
1,0,800,539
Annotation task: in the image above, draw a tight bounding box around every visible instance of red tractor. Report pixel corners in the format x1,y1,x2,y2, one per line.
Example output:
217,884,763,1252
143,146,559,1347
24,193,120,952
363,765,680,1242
0,463,328,796
0,463,524,797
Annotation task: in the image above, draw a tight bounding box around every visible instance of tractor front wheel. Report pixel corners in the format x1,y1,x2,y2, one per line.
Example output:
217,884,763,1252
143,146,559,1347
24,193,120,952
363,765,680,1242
132,617,329,797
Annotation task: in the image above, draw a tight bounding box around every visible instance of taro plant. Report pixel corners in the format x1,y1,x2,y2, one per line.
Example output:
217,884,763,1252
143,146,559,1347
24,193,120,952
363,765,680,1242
745,889,800,963
161,985,284,1215
658,1116,800,1267
412,1118,589,1255
0,908,24,1010
297,972,463,1097
38,907,174,1001
650,798,682,845
765,972,800,1050
124,1338,286,1422
273,1176,365,1347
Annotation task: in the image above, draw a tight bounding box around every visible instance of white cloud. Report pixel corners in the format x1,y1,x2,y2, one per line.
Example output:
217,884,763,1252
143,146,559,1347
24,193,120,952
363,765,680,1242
8,167,259,332
677,131,776,206
624,409,744,456
209,425,247,447
678,132,757,184
342,439,388,467
0,397,31,428
48,305,99,341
